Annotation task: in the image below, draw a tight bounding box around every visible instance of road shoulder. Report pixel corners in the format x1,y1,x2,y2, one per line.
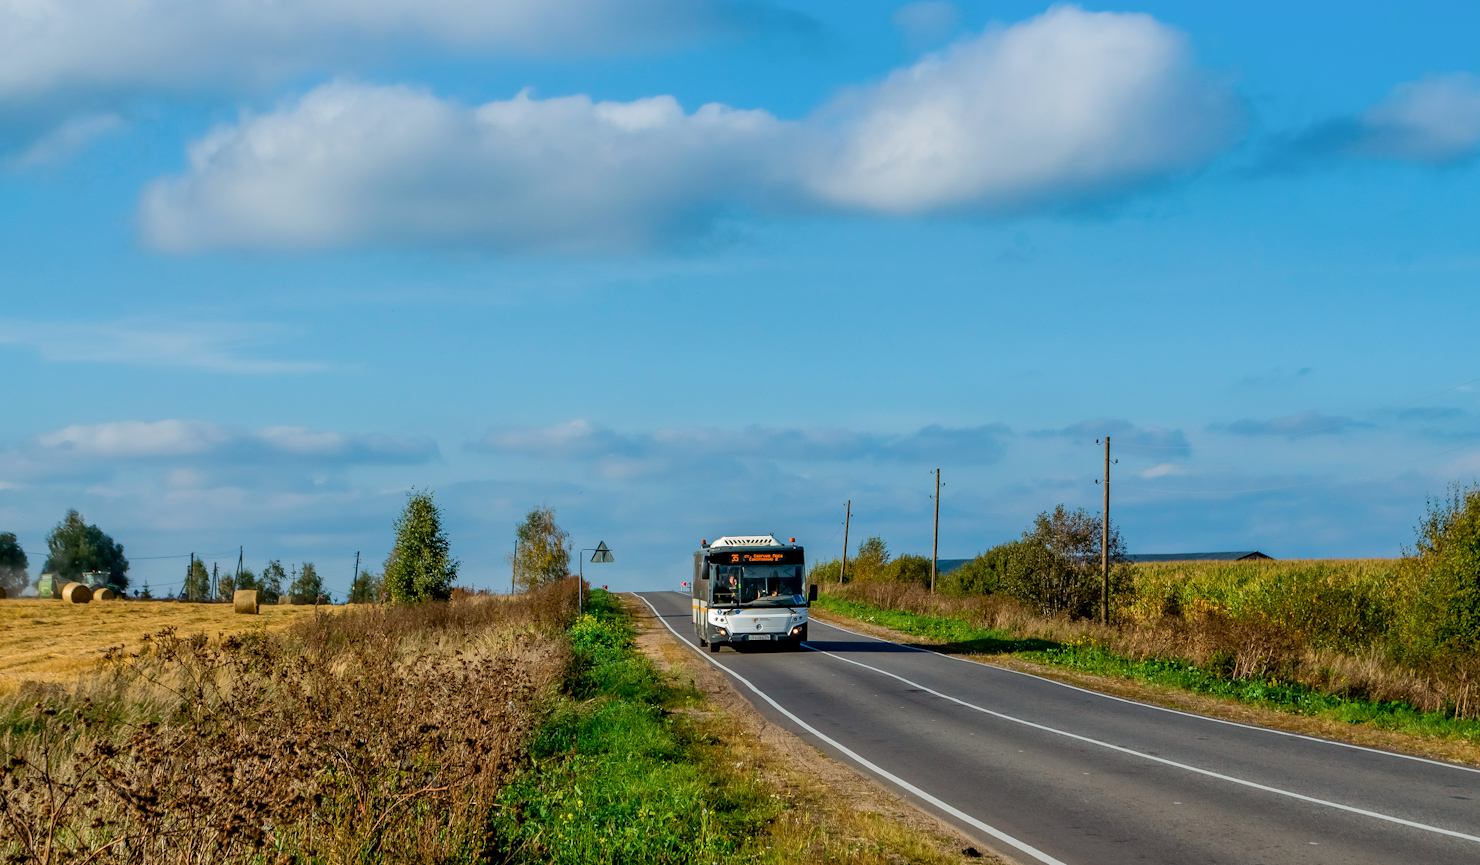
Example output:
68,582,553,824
626,594,1008,865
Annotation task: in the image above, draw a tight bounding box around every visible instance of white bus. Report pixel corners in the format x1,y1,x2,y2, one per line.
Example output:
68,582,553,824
691,535,816,652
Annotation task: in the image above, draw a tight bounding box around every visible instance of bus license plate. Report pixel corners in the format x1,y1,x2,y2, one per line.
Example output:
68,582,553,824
749,634,772,640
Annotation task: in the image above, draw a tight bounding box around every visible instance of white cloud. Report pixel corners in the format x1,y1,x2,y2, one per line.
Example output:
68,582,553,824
24,420,438,465
1032,417,1191,453
0,0,800,103
477,419,1009,479
140,6,1241,252
1217,411,1361,438
141,83,789,252
38,420,232,458
1276,73,1480,168
8,113,122,169
0,318,327,373
809,5,1239,214
1352,74,1480,164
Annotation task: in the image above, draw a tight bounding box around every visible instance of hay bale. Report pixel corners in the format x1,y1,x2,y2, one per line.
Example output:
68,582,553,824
233,589,259,615
92,587,116,601
61,582,92,604
0,586,6,599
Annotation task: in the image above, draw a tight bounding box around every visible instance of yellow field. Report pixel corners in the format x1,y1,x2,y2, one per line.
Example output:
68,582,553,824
0,598,329,694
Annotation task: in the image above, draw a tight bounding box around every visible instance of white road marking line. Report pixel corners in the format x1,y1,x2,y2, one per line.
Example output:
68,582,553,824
634,594,1069,865
803,640,1480,845
810,613,1480,776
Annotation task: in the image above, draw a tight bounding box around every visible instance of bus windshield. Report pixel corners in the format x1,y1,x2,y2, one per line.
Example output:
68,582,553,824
712,564,805,606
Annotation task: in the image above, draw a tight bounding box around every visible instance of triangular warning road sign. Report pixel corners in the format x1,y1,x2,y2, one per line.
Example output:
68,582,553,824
590,541,614,563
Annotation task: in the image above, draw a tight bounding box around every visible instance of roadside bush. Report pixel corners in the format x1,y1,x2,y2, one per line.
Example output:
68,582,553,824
997,505,1130,619
878,553,933,588
941,540,1024,597
1395,483,1480,665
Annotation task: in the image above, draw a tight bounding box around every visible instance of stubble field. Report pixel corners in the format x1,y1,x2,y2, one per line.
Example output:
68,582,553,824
0,598,327,694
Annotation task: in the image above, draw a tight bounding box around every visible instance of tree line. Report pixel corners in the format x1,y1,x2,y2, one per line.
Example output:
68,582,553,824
809,503,1129,619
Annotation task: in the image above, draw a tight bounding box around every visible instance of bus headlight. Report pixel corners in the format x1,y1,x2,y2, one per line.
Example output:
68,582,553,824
716,627,728,636
790,625,804,636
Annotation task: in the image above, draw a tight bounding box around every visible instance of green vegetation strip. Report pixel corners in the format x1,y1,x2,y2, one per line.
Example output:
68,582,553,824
493,590,776,864
814,594,1480,745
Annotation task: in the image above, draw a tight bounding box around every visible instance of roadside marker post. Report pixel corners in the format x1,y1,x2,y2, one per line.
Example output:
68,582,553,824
578,541,614,615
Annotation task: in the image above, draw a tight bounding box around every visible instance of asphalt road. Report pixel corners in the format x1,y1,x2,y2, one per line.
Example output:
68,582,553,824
636,591,1480,865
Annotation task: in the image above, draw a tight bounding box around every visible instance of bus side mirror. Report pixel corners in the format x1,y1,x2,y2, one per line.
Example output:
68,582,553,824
808,584,818,602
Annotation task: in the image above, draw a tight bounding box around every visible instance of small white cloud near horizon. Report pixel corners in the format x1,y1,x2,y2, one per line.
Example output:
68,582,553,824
1216,410,1360,438
0,318,329,374
476,419,1010,476
1352,74,1480,164
25,419,438,465
140,6,1242,253
1278,73,1480,168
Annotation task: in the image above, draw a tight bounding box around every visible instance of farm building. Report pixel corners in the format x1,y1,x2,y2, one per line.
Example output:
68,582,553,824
1124,551,1274,563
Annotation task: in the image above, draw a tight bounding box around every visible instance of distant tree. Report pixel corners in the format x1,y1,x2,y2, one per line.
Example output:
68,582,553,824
849,536,890,583
236,567,258,593
0,532,27,596
384,489,458,602
43,510,129,591
290,562,325,604
138,580,154,600
348,569,382,604
260,560,286,604
508,506,570,593
183,558,210,601
217,567,236,601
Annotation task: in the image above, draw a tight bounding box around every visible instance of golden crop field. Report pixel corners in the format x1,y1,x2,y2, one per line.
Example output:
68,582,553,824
0,598,330,694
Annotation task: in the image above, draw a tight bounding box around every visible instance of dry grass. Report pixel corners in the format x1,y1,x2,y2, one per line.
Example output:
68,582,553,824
0,582,581,864
832,580,1480,721
0,599,327,695
627,595,995,865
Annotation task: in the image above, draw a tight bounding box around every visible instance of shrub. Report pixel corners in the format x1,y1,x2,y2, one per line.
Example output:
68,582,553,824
997,505,1129,619
1396,483,1480,663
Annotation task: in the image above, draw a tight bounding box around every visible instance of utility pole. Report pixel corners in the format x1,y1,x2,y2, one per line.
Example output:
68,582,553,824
187,553,194,601
212,562,219,602
1102,436,1111,626
236,547,243,586
352,551,360,600
511,541,519,594
931,468,940,594
840,501,851,585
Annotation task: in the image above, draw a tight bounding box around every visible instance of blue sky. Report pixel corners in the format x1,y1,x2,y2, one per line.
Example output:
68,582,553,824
4,1,1480,597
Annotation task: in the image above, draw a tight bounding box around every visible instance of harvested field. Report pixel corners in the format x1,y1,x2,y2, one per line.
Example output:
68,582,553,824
0,598,326,694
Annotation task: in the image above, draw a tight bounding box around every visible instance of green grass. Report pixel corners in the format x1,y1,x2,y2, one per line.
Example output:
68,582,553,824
814,593,1480,746
491,589,776,864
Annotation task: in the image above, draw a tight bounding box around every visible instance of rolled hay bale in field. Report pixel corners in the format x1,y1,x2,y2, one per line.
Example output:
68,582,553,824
60,582,92,604
0,586,6,599
233,589,259,615
92,587,116,601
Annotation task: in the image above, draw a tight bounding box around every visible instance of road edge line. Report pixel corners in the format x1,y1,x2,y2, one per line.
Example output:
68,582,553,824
634,593,1069,865
809,609,1480,776
805,641,1480,845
